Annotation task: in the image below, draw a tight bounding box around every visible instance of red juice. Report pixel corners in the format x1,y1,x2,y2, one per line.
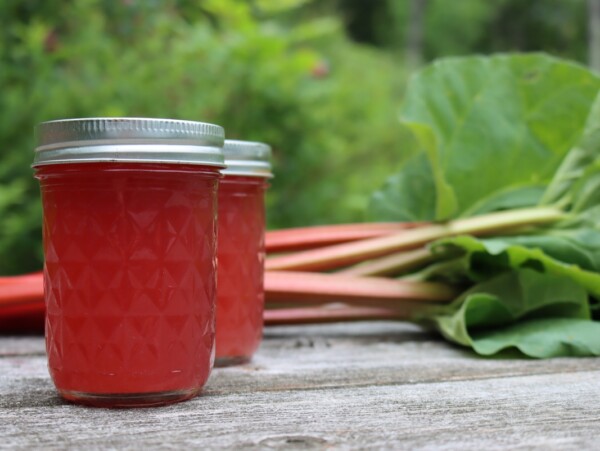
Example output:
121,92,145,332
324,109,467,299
33,118,225,407
215,176,268,365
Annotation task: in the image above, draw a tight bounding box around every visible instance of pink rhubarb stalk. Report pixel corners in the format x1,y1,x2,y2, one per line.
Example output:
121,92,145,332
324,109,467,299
264,305,406,325
265,271,457,306
266,222,424,253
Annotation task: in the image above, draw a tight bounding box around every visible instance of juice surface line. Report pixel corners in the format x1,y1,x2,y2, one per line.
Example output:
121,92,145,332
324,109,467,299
33,118,225,407
215,140,272,366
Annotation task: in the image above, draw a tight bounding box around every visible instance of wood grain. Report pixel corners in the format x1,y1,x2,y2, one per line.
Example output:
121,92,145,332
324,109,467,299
1,322,599,449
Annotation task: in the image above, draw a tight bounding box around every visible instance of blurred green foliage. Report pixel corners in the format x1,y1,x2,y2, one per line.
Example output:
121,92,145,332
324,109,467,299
0,0,411,274
0,0,592,275
342,0,587,63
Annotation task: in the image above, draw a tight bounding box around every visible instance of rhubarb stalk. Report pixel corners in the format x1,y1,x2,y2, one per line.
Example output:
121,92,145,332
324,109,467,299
0,276,44,306
264,305,406,325
265,207,565,272
0,276,45,333
0,272,43,286
337,248,433,277
265,271,457,306
266,222,423,252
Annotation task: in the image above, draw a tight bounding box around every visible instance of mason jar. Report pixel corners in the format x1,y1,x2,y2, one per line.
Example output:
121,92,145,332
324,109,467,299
215,140,272,366
33,118,224,407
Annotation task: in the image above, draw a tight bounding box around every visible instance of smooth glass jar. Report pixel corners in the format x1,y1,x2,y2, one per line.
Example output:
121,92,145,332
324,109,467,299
33,118,225,407
215,140,272,366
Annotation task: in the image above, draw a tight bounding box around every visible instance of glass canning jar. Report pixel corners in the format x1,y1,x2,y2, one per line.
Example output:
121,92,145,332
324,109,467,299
33,118,225,407
215,140,272,366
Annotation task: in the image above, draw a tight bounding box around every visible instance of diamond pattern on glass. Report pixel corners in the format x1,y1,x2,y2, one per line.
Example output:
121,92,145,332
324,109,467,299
215,178,266,361
39,164,217,394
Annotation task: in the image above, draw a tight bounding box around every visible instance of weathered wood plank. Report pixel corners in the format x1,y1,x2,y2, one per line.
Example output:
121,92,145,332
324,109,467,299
2,322,598,395
1,371,599,449
0,336,45,357
1,322,599,449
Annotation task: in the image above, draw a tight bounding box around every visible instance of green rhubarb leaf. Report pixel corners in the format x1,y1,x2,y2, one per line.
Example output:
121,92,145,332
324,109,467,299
419,269,600,358
429,235,600,299
369,153,436,221
372,53,600,358
541,91,600,208
374,53,600,221
488,229,600,273
462,185,546,217
471,318,600,357
400,120,458,220
570,161,600,214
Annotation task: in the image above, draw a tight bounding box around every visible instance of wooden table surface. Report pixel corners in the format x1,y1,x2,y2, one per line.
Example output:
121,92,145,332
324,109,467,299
1,321,599,450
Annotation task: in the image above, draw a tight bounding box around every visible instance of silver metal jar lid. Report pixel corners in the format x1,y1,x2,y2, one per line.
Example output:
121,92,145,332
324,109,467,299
33,117,225,167
222,140,272,178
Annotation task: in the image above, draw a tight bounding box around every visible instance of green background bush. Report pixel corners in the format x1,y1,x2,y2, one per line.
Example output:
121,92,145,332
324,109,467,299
0,0,590,274
0,0,411,274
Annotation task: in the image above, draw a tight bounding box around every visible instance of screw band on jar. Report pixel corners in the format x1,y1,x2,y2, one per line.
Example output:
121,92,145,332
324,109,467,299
34,117,225,168
221,139,272,178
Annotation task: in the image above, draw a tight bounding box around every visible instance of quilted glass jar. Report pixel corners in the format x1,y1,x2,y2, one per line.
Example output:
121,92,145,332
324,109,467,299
33,118,224,407
215,140,271,366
